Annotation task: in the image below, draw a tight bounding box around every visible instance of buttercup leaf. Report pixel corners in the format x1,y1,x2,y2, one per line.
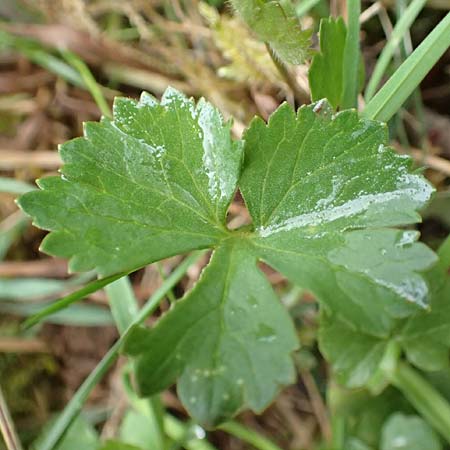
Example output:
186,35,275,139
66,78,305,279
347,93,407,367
320,258,450,387
124,238,297,427
230,0,312,65
319,313,388,388
241,101,435,334
18,89,242,276
19,90,437,425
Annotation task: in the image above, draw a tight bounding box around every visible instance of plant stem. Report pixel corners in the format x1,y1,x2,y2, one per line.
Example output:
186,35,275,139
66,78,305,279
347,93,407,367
35,251,206,450
164,415,217,450
0,386,23,450
219,421,283,450
156,261,177,303
390,362,450,444
22,272,127,329
265,43,309,104
331,415,346,450
341,0,361,109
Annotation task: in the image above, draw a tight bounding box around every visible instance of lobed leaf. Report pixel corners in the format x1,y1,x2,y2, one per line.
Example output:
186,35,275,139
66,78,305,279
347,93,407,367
18,90,438,426
18,89,242,276
309,17,347,109
124,238,297,427
320,262,450,387
319,313,388,388
229,0,312,65
241,101,436,334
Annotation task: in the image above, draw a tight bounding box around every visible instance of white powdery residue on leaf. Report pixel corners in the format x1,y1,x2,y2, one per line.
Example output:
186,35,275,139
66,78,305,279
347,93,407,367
372,275,428,308
258,174,433,237
350,120,373,140
397,230,419,247
197,100,232,203
138,92,158,108
316,175,343,209
137,139,166,159
161,86,196,117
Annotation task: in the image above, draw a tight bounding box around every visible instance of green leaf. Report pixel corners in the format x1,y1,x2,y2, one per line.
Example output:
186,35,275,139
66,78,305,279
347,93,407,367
401,276,450,371
341,0,361,109
381,413,442,450
100,441,142,450
309,17,347,109
124,238,297,427
19,90,437,427
229,0,312,64
240,101,435,334
18,88,242,276
119,410,162,450
320,265,450,386
34,416,99,450
319,313,387,388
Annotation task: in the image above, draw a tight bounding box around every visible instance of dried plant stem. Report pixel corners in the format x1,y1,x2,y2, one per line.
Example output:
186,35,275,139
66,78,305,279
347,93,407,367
265,43,309,104
0,386,23,450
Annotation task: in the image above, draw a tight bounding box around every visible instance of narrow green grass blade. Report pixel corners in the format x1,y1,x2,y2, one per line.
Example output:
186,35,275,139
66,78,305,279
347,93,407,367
22,272,127,329
105,277,139,334
364,12,450,122
341,0,361,109
219,421,283,450
0,177,35,195
365,0,427,102
1,302,114,327
61,50,111,118
34,251,205,450
0,30,84,87
296,0,321,17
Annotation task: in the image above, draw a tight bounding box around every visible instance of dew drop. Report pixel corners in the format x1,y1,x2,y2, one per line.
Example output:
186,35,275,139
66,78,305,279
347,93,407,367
256,324,277,343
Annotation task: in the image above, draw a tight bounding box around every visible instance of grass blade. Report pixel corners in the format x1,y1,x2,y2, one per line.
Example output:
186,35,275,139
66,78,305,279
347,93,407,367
0,177,35,195
1,302,114,327
34,251,205,450
341,0,361,109
105,277,138,335
364,12,450,122
365,0,427,102
22,272,127,329
0,30,84,87
60,50,111,118
219,421,283,450
296,0,321,17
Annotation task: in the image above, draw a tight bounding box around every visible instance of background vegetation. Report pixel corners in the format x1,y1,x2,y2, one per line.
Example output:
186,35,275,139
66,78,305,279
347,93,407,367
0,1,449,449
